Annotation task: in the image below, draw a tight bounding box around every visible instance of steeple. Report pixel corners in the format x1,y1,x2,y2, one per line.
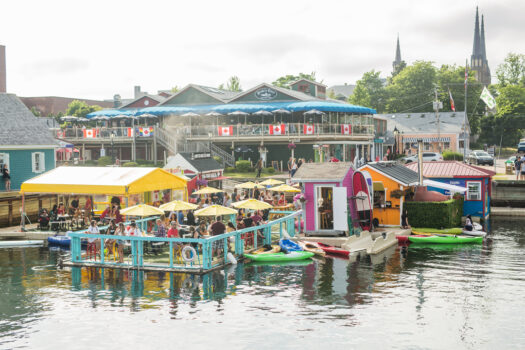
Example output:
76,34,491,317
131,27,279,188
472,7,480,56
395,35,401,63
392,34,404,74
480,15,487,60
470,7,491,85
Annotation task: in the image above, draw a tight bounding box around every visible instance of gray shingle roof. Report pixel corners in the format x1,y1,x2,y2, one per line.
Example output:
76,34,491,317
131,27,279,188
362,161,420,186
293,162,353,182
179,153,223,172
327,84,356,99
378,112,469,134
0,93,58,147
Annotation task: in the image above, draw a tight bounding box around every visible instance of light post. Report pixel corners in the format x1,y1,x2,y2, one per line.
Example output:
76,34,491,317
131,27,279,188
393,126,399,158
110,131,115,165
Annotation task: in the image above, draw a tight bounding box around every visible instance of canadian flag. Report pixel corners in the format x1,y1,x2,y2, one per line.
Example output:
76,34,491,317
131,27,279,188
341,124,352,135
269,124,286,135
218,126,233,136
303,124,315,135
127,128,134,137
83,128,96,138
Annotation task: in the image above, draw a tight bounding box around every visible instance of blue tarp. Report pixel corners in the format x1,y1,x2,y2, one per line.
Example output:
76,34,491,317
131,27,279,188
87,101,376,119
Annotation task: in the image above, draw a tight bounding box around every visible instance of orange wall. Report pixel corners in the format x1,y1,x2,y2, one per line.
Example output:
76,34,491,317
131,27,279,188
361,166,404,226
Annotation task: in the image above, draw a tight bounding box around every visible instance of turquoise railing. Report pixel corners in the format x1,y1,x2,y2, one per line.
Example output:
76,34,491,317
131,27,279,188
69,210,303,272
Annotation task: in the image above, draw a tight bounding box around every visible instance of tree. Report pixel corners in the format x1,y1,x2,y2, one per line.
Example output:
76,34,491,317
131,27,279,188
327,88,337,99
226,76,242,92
170,86,179,93
66,100,102,119
272,72,318,89
348,70,387,112
30,106,41,117
496,53,525,87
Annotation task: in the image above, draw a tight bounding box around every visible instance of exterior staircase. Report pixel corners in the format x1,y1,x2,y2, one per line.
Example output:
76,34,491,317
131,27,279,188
156,126,235,167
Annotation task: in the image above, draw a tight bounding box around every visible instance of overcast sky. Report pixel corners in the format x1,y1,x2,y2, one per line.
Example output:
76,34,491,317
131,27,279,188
1,0,524,100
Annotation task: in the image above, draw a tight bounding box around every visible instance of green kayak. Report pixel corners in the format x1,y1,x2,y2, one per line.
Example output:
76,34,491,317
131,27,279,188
244,251,314,262
408,235,483,244
412,227,463,235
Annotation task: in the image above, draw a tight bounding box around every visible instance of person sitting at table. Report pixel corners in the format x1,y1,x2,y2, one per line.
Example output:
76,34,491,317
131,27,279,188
177,210,185,225
57,202,65,215
100,206,111,221
167,221,179,238
38,209,50,229
243,212,254,228
115,222,127,263
70,196,79,215
209,217,226,236
202,198,210,208
186,210,196,226
113,204,123,223
196,221,208,236
155,219,167,238
251,211,263,226
125,222,142,236
278,193,286,206
272,196,279,207
223,193,232,207
264,191,273,201
253,187,261,201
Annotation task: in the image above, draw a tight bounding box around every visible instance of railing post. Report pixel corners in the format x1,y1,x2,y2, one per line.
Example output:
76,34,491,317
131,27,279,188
253,229,258,250
169,241,173,268
100,238,105,264
202,241,210,270
279,221,283,239
223,237,228,262
131,240,137,266
71,236,81,263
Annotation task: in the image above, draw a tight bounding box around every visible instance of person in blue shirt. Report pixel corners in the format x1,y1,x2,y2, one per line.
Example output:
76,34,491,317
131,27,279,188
177,210,185,225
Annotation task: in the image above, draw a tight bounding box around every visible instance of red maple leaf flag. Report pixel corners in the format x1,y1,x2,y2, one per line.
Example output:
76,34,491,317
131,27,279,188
269,124,286,135
83,128,96,138
303,124,315,135
127,127,134,137
218,126,233,136
341,124,352,135
448,88,456,112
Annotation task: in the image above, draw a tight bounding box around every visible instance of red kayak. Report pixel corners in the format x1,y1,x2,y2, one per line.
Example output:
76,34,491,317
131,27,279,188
317,243,350,257
397,235,427,244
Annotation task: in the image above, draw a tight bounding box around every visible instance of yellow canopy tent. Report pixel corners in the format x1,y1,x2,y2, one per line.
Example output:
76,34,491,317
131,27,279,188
194,205,238,217
268,184,301,193
259,179,284,186
193,186,224,195
120,204,165,216
235,181,265,189
231,198,273,210
159,200,198,211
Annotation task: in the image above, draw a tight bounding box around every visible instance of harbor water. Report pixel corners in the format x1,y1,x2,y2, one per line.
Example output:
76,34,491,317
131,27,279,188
1,218,524,349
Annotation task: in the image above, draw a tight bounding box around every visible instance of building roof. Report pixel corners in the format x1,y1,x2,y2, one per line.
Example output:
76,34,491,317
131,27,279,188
161,84,238,106
229,83,322,103
120,94,165,108
289,78,327,88
327,84,356,100
292,162,353,182
0,93,59,148
361,162,420,186
19,96,112,117
379,112,469,135
165,153,223,173
405,161,495,178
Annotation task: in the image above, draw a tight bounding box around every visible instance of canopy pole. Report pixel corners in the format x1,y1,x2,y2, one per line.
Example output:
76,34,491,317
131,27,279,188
20,193,26,232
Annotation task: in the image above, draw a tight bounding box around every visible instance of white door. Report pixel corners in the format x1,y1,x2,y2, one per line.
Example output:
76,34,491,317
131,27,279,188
333,187,348,231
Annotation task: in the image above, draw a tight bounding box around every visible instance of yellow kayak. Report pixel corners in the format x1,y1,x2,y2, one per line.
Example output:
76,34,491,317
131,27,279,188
298,241,326,257
252,245,281,255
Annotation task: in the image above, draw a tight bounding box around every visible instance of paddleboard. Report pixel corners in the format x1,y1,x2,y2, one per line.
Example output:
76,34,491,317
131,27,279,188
352,171,373,231
0,240,43,248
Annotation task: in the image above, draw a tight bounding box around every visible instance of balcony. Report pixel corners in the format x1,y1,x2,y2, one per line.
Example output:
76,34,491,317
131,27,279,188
56,127,156,143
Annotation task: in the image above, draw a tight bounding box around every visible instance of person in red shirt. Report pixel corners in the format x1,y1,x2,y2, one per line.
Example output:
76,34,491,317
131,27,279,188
278,193,286,206
167,221,179,238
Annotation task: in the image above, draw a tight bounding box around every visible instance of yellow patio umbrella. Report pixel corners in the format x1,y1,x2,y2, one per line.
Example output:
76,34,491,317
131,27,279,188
120,204,165,216
259,178,284,186
232,198,273,210
269,184,301,193
159,200,198,212
235,181,265,189
194,205,238,217
192,186,224,195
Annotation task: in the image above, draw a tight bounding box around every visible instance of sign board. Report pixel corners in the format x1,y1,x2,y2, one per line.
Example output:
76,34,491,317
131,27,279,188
255,87,277,101
487,146,495,156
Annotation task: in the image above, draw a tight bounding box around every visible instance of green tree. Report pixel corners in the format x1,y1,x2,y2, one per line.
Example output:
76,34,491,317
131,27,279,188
226,76,242,92
348,70,387,112
327,88,337,99
66,100,102,119
272,72,318,89
170,86,179,93
496,53,525,87
390,61,407,80
30,106,41,117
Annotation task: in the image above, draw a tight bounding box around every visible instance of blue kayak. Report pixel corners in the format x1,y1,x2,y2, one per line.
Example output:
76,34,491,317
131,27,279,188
279,239,302,253
48,236,87,247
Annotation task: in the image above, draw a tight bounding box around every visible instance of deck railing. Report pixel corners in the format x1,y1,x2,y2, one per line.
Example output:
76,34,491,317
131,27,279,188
68,210,303,272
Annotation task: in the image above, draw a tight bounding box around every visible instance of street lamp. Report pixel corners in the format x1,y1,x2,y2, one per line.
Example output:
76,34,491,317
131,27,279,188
393,126,399,157
110,131,115,165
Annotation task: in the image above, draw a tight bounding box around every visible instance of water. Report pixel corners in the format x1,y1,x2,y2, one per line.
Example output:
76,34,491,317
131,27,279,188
1,219,525,350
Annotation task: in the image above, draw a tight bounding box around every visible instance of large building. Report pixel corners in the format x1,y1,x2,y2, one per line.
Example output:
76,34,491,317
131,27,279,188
471,7,491,86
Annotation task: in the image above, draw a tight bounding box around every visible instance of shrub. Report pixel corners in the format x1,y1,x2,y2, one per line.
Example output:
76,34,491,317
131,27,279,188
84,160,97,166
442,151,464,161
225,167,235,173
263,167,275,174
97,156,113,166
122,162,139,167
235,160,251,172
213,156,222,164
405,198,463,229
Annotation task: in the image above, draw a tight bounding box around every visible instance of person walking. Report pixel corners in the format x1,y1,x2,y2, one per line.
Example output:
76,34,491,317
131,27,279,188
287,157,293,178
255,158,263,178
2,165,11,192
515,155,521,180
290,158,298,177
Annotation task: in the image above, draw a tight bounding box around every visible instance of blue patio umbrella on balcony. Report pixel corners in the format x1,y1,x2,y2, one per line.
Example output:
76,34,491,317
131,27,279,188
303,109,325,124
61,115,78,122
253,110,273,129
228,110,250,124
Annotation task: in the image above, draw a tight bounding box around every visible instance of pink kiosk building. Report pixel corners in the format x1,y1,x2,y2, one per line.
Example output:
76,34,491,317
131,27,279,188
293,162,356,236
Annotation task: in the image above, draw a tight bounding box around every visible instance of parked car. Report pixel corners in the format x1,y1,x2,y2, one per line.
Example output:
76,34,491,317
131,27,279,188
517,141,525,153
467,150,494,166
403,152,443,163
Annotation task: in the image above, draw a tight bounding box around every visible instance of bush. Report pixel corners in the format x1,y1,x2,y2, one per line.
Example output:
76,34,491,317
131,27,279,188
235,160,251,172
442,151,464,161
405,198,463,229
263,167,275,174
122,162,139,167
213,156,222,164
97,156,113,166
84,160,97,166
225,167,235,173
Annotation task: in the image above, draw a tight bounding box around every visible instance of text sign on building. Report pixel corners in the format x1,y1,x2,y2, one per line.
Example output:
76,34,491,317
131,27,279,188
255,87,277,100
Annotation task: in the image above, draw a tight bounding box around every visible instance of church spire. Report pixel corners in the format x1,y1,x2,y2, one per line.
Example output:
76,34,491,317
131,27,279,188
472,7,481,56
392,34,404,74
480,14,487,60
395,34,401,63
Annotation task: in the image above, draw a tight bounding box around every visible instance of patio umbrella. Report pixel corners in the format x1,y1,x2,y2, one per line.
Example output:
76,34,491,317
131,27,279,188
194,205,238,217
120,204,165,216
138,113,157,119
235,181,265,189
91,115,110,121
61,115,78,122
159,200,198,212
253,110,273,116
193,186,224,195
113,114,132,120
181,112,201,117
231,198,273,210
259,178,284,186
268,184,301,193
272,108,291,123
303,109,325,116
228,110,250,124
76,117,89,122
205,112,223,117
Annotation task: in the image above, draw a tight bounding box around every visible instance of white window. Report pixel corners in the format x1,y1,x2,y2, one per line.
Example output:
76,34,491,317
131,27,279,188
424,143,431,151
444,142,450,150
467,181,482,201
0,153,9,172
32,152,45,173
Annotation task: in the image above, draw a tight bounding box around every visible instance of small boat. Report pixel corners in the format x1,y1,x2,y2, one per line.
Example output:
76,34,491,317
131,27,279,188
0,240,43,247
48,235,71,247
461,230,487,237
408,235,483,244
317,242,350,257
279,239,302,253
412,227,463,235
396,235,428,243
244,251,314,262
297,241,326,257
252,245,281,255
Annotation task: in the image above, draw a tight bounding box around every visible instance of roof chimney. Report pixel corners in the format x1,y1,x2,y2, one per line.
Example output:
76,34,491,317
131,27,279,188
0,45,6,93
134,85,141,99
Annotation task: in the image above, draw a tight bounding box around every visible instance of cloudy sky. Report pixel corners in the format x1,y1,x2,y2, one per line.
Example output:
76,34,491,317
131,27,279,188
1,0,523,100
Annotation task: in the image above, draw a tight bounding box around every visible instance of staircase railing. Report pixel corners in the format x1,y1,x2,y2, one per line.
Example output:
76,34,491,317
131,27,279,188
156,127,178,155
210,143,235,167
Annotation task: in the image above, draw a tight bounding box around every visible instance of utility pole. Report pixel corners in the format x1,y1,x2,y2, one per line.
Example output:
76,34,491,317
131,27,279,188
464,59,468,161
433,87,443,153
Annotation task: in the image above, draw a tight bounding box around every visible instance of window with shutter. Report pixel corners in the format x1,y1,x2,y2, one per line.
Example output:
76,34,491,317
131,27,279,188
32,152,46,173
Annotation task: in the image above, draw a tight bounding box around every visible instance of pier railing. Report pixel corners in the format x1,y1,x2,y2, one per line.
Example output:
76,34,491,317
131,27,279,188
68,210,303,273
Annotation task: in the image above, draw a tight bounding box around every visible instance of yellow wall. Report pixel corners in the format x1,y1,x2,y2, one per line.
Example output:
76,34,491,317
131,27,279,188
361,166,404,226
